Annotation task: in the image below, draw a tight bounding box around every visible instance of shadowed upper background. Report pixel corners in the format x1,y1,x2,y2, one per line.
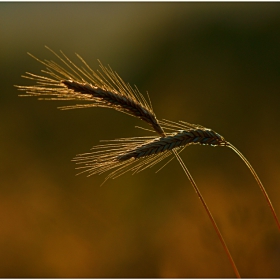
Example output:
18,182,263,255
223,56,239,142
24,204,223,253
1,2,280,277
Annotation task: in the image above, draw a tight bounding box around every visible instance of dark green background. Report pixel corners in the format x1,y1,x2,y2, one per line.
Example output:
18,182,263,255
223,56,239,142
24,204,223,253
1,2,280,277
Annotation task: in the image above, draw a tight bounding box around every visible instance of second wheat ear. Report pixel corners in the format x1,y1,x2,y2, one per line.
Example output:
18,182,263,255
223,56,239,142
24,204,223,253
16,46,280,278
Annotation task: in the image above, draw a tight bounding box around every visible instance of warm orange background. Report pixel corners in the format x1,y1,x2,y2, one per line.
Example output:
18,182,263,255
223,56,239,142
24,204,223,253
1,2,280,277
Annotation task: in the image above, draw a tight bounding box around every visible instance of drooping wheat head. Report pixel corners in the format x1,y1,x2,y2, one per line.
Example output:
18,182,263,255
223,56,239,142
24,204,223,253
74,120,227,182
16,46,165,136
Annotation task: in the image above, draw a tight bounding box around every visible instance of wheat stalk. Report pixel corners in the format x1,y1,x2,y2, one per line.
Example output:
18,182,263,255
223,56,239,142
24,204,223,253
15,47,280,277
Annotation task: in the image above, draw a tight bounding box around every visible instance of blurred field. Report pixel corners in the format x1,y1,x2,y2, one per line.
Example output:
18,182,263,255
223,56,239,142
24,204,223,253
1,2,280,277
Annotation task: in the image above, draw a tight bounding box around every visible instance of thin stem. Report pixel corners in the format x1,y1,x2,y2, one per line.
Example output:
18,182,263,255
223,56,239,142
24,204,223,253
172,149,241,278
227,143,280,232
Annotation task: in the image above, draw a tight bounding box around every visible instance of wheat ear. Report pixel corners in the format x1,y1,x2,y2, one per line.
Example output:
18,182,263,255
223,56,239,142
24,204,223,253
73,124,227,179
15,46,165,136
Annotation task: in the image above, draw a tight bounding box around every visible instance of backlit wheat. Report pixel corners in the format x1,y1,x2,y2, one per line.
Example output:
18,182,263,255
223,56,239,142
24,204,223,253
16,47,280,278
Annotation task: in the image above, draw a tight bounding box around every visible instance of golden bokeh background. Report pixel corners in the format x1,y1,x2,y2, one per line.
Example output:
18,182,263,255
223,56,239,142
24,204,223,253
1,2,280,277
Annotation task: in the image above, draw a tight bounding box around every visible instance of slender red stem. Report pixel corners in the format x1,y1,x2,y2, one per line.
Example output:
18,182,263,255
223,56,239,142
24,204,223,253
172,149,241,278
227,143,280,232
